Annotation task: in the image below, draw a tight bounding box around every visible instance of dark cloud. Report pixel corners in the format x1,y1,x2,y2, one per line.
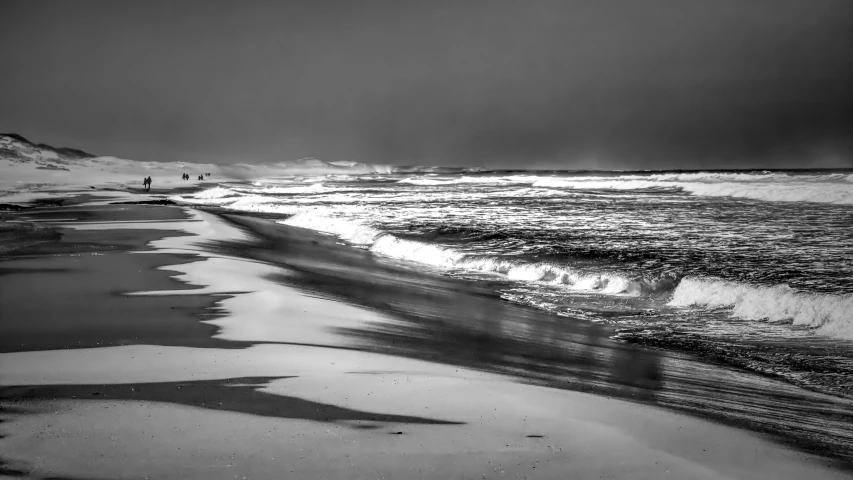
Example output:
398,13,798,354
1,0,851,169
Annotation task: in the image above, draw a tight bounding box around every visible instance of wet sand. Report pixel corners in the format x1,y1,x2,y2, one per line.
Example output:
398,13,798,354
219,213,853,463
0,204,243,352
0,198,851,479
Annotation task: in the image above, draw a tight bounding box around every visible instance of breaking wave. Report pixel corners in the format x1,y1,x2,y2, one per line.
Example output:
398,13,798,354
531,175,853,204
398,175,535,186
282,211,381,245
190,186,239,199
677,182,853,204
280,211,852,341
234,183,327,195
390,171,853,205
281,212,674,296
669,277,853,340
171,189,301,215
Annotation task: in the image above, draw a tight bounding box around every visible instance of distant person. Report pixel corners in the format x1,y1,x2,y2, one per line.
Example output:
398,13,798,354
146,176,152,191
198,174,203,180
143,177,148,190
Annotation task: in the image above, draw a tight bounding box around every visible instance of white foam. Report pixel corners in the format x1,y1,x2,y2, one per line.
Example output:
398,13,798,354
370,234,464,268
282,211,382,245
679,181,853,204
669,277,853,340
279,212,639,295
456,257,635,294
532,177,670,191
398,175,537,186
531,174,853,205
284,212,467,268
190,186,238,199
236,183,327,195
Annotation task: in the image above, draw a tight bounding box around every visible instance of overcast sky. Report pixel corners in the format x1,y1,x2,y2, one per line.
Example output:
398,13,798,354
2,0,851,169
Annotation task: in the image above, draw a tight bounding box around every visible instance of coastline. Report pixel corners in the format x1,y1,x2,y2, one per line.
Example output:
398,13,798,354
1,195,851,479
218,212,853,463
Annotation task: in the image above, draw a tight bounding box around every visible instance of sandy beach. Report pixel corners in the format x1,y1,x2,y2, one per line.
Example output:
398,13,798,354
3,0,852,476
0,193,849,479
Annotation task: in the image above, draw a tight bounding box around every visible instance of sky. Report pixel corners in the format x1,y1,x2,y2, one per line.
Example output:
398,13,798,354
1,0,851,169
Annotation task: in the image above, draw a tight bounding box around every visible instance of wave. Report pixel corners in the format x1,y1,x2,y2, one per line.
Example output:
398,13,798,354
669,277,853,340
391,166,491,174
456,256,641,294
172,189,303,215
532,177,674,191
282,211,381,245
280,212,677,295
678,181,853,204
281,212,852,341
371,234,465,268
531,176,853,204
397,175,536,186
397,171,852,189
234,183,327,195
190,186,240,199
392,171,853,205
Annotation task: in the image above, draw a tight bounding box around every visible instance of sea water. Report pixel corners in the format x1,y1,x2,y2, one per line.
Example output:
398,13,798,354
176,169,853,398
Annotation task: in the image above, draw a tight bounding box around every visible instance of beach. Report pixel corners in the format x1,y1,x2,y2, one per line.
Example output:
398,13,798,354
1,192,851,479
3,1,852,476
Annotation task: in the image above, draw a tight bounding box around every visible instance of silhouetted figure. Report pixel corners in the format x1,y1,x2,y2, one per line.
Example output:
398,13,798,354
143,177,147,190
145,176,152,191
198,174,203,180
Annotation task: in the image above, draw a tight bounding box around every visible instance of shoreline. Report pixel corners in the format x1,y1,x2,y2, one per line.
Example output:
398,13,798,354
0,195,851,478
217,211,853,464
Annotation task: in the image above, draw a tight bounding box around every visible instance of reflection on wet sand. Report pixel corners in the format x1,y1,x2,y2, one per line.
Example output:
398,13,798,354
0,377,462,427
223,214,853,464
220,214,661,392
334,288,664,402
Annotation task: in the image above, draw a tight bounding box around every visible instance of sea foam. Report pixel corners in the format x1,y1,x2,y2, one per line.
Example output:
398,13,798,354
669,277,853,340
531,174,853,205
281,213,651,295
282,211,382,245
235,183,327,195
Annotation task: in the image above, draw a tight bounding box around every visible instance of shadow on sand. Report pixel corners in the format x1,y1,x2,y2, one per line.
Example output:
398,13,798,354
216,214,665,402
0,377,462,427
215,215,853,466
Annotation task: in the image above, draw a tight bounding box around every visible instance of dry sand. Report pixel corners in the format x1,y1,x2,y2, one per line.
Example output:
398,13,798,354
1,197,851,479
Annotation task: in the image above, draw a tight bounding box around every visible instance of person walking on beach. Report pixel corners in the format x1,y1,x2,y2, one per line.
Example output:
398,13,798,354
145,176,152,191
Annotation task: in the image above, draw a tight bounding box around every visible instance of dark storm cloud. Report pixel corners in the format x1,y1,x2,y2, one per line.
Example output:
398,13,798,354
1,0,851,168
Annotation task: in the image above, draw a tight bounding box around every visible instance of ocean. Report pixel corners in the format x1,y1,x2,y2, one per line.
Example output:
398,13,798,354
176,169,853,398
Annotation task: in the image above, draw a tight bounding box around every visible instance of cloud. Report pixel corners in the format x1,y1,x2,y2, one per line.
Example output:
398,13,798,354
1,0,851,168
